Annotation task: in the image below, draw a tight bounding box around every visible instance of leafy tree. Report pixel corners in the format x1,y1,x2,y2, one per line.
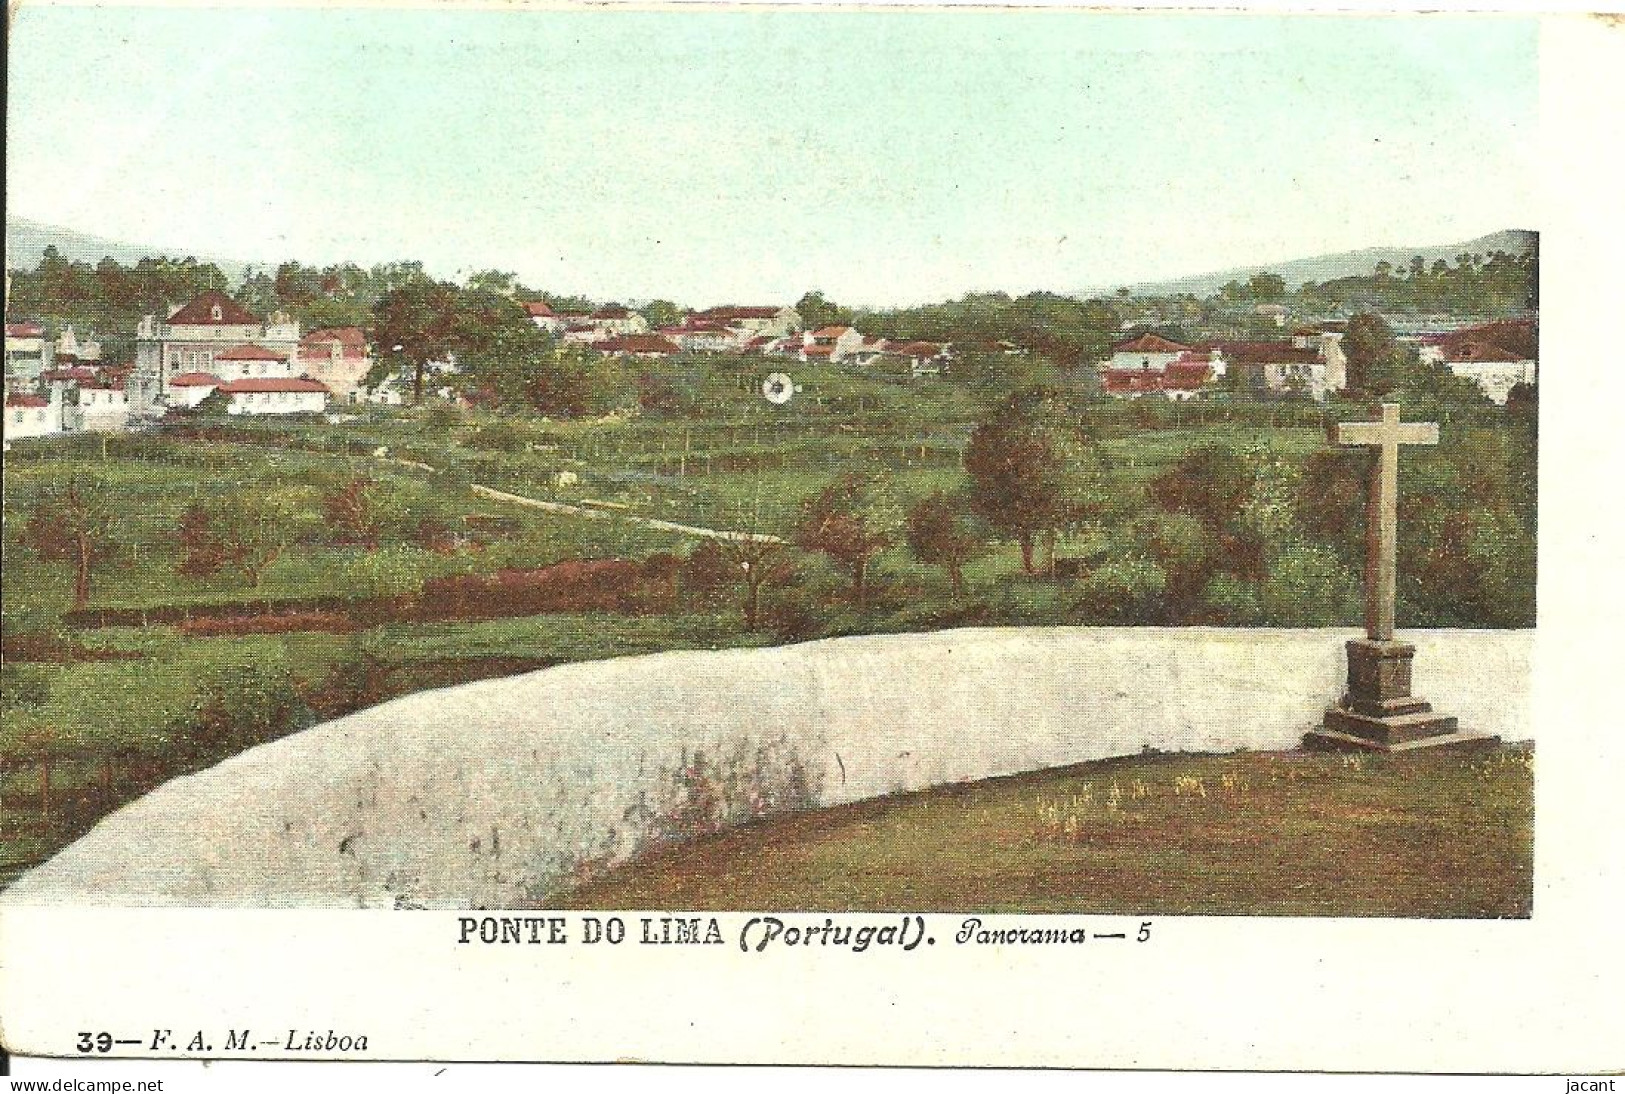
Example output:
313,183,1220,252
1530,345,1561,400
1247,272,1287,302
323,477,380,547
720,535,794,630
905,493,983,597
1343,313,1412,398
640,300,685,329
963,389,1105,574
795,291,853,330
794,474,902,608
371,279,459,401
177,492,313,586
21,476,115,609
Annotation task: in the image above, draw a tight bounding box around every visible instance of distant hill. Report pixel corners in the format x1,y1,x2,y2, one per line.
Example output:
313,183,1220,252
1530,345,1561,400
5,216,251,281
1108,230,1538,298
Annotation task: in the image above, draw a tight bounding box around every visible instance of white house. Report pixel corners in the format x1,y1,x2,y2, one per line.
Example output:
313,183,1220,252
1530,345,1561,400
524,301,567,334
1417,321,1536,405
805,326,866,363
688,305,801,341
68,381,130,432
1433,341,1536,405
586,306,648,337
5,392,62,438
1208,341,1337,402
166,371,223,408
217,377,330,416
1106,333,1191,373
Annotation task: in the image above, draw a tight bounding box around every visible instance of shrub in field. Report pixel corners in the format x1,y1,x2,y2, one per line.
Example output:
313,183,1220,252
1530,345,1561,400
341,547,426,615
679,541,733,609
19,475,116,609
323,477,379,546
905,492,984,598
794,474,902,609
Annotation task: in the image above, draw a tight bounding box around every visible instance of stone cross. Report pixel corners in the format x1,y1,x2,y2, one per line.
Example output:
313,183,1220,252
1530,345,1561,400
1334,402,1439,642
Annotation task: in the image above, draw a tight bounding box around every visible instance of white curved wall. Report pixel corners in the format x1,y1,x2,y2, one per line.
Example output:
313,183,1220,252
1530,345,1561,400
2,626,1532,909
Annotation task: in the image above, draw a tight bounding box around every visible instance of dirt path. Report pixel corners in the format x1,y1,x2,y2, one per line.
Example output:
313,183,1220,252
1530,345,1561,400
467,484,785,543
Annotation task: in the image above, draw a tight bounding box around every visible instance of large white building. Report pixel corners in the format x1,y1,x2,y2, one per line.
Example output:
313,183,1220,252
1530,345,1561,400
130,292,300,416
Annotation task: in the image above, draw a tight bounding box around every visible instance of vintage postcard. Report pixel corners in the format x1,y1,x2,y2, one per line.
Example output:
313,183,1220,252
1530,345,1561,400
0,1,1620,1079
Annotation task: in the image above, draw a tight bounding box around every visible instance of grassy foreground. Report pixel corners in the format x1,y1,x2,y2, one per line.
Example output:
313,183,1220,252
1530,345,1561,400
557,745,1534,918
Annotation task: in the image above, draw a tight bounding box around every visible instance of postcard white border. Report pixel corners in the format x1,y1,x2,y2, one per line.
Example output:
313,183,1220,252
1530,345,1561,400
1,6,1621,1079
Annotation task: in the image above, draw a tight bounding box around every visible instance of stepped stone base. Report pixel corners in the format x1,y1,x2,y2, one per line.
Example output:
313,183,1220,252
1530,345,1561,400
1303,637,1499,754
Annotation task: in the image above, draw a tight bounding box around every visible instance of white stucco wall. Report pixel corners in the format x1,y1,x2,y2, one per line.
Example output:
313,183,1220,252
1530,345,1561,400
2,626,1532,909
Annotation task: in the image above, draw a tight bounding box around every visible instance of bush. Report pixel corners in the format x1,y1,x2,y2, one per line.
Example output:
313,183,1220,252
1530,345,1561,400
185,656,314,759
1260,542,1360,627
1201,574,1263,625
1075,557,1168,624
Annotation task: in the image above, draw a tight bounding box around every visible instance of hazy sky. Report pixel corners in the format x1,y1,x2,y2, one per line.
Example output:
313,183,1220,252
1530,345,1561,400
6,7,1537,305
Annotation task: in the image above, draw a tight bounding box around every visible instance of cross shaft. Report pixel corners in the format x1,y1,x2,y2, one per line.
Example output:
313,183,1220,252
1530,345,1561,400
1334,403,1439,641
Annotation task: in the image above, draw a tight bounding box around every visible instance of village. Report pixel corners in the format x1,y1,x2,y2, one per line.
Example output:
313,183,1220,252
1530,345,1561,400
3,269,1538,439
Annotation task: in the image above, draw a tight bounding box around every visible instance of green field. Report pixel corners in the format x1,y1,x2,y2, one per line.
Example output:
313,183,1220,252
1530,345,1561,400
1,357,1535,873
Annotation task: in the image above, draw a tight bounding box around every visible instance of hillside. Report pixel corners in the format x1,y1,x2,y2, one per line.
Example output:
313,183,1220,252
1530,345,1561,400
4,216,250,280
1110,229,1537,297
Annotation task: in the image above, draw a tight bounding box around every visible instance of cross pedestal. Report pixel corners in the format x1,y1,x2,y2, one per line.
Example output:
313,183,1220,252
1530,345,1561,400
1303,404,1497,754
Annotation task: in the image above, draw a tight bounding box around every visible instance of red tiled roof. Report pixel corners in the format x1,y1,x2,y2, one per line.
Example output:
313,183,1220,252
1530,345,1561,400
524,301,557,318
300,327,368,354
165,292,260,326
1439,320,1535,361
1112,333,1189,354
811,326,853,338
592,305,634,319
41,366,98,382
804,345,835,357
216,344,288,362
693,306,785,321
1439,339,1527,364
6,323,46,338
598,335,681,356
1211,341,1321,365
1162,362,1214,390
6,394,50,408
896,341,947,357
168,372,223,388
217,378,329,394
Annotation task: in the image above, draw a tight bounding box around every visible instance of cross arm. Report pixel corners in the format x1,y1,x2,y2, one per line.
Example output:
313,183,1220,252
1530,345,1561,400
1335,422,1440,447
